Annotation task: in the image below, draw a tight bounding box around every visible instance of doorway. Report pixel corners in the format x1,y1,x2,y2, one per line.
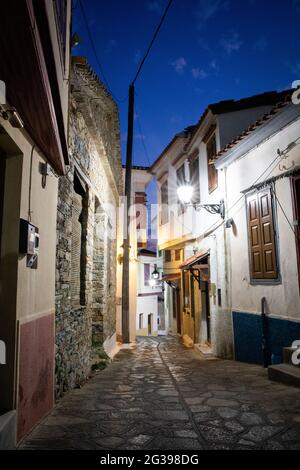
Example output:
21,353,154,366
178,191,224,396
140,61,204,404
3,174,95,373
202,281,211,344
148,314,152,335
172,287,181,335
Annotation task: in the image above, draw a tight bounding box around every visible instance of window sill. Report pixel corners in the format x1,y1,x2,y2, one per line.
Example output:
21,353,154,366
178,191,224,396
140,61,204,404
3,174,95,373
249,276,282,286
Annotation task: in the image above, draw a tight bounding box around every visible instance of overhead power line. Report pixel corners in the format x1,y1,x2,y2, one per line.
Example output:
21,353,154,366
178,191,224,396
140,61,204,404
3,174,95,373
132,0,174,84
78,0,126,103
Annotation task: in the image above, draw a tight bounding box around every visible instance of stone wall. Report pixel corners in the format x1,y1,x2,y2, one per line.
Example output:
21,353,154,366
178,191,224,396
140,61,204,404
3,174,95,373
55,58,121,400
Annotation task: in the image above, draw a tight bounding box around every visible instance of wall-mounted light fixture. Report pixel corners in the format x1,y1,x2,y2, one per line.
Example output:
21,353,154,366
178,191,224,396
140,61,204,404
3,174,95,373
177,181,225,219
177,158,225,219
71,32,81,48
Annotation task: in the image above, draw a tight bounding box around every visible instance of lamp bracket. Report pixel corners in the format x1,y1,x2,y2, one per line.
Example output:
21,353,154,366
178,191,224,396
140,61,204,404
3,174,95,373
193,199,225,219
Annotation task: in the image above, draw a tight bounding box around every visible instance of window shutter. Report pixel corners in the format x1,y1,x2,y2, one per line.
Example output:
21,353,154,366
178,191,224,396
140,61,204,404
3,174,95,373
259,189,278,279
161,181,169,224
207,134,218,193
176,165,185,215
247,188,278,280
247,192,264,279
191,158,200,204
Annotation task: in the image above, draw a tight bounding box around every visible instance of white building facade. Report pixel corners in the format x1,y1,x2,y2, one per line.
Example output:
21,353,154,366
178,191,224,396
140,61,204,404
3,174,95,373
215,94,300,365
151,90,293,358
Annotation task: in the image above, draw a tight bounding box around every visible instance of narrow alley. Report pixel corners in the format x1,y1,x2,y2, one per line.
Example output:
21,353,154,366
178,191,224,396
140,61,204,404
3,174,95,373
20,337,300,451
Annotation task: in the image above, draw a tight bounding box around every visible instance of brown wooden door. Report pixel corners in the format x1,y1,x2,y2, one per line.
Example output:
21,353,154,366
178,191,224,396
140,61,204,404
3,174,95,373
247,189,278,280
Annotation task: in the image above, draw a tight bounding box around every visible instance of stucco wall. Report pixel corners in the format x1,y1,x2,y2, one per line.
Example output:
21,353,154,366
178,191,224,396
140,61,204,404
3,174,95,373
0,121,58,441
136,295,158,336
226,118,300,320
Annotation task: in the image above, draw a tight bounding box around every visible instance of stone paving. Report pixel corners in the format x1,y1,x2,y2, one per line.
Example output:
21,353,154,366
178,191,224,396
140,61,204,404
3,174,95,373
20,336,300,450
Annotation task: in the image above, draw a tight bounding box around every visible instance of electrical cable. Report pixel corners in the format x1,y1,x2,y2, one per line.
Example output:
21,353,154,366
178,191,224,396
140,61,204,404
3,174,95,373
28,145,35,222
132,0,174,85
78,0,126,103
272,186,300,240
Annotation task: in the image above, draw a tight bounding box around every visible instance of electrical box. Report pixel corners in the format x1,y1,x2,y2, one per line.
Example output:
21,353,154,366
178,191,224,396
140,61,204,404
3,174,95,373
19,219,39,269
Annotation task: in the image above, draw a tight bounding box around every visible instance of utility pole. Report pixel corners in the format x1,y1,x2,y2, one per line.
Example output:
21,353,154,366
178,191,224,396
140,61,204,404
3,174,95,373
121,83,135,344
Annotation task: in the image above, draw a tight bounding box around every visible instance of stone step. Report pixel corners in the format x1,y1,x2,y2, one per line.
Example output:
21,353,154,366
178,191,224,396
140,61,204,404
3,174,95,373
194,343,214,358
283,347,300,368
268,363,300,388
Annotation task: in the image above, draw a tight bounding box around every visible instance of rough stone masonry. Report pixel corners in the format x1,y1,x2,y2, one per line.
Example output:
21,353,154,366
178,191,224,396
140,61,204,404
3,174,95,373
55,57,122,400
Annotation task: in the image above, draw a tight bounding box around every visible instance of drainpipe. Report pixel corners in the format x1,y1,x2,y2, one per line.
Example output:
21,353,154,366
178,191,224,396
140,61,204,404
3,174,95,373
261,296,270,368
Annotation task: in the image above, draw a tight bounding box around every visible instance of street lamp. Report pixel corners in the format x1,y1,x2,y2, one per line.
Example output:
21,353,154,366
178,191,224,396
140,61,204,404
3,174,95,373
177,183,225,219
177,184,194,205
151,264,160,280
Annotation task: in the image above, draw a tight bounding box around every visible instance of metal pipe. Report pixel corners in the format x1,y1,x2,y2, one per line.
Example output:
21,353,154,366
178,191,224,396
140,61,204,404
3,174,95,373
261,296,269,368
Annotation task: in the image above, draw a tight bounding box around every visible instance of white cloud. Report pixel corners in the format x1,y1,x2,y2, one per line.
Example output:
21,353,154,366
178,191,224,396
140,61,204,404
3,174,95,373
253,36,267,52
135,133,146,141
210,59,218,70
170,114,183,125
134,50,141,64
195,0,229,28
286,61,300,76
170,57,187,74
191,67,208,79
293,0,300,12
221,33,243,54
105,39,117,54
147,1,163,14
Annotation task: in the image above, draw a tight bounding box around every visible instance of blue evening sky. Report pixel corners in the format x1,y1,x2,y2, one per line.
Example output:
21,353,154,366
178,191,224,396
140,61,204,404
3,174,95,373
73,0,300,201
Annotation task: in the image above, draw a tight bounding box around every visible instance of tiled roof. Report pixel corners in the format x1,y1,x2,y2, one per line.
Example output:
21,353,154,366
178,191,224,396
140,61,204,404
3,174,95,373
179,250,209,269
150,125,197,172
150,89,293,172
215,93,292,159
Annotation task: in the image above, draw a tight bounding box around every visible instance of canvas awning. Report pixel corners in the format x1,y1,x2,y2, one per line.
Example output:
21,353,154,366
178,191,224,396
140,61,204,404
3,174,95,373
179,250,210,283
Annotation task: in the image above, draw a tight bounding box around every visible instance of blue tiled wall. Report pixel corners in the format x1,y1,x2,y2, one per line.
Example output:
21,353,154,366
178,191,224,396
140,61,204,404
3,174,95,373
232,311,300,365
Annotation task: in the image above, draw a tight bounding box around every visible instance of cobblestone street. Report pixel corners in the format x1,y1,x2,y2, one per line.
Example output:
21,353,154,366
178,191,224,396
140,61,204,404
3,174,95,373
20,337,300,450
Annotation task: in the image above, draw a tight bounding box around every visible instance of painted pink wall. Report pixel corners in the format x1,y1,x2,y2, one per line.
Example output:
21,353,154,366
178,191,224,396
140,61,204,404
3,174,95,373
17,313,54,441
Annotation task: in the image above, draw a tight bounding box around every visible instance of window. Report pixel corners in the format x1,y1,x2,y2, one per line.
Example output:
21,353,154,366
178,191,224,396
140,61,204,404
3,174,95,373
176,165,185,215
144,263,150,286
190,157,200,204
207,134,218,193
71,174,86,307
139,314,143,330
161,181,169,224
175,249,181,261
164,250,172,262
246,187,279,281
